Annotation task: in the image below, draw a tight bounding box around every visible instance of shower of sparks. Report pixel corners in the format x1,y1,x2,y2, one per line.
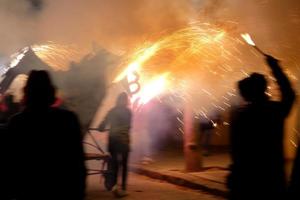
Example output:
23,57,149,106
114,43,160,83
114,22,231,83
0,47,29,77
1,42,85,78
115,22,246,113
9,47,29,69
31,42,83,71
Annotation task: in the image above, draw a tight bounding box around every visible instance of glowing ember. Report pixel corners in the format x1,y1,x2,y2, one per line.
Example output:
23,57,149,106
241,33,256,46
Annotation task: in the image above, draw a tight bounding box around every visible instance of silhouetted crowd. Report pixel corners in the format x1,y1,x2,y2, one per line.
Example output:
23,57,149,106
0,53,299,200
1,70,86,200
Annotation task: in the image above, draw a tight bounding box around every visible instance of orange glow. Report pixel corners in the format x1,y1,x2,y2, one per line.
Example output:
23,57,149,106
114,22,243,108
114,23,229,85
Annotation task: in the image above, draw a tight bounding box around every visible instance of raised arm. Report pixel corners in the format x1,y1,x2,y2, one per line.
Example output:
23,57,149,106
266,55,296,116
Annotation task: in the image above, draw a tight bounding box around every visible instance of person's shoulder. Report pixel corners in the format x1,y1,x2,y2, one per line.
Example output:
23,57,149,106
125,107,132,113
124,107,132,117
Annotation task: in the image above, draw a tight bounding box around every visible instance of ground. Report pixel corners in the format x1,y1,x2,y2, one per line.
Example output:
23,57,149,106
86,172,225,200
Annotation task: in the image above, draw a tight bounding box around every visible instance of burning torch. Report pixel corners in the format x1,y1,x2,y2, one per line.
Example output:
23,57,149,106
241,33,267,56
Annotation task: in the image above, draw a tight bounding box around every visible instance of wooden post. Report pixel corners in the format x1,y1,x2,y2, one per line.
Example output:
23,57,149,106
184,104,202,172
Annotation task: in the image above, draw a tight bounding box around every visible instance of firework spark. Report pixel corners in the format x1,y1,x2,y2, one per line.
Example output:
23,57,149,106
9,47,29,69
114,22,245,113
32,42,83,71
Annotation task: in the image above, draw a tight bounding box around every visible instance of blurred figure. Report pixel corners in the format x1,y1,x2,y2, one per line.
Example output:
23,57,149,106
0,123,13,199
228,55,295,200
0,93,20,124
289,140,300,200
199,111,221,156
98,92,132,197
7,70,86,200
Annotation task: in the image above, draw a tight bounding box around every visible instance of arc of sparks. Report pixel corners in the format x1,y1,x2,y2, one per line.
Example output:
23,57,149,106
241,33,266,56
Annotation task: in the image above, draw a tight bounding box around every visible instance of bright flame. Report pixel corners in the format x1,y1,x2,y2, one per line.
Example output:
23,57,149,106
137,73,169,105
241,33,256,46
113,43,160,82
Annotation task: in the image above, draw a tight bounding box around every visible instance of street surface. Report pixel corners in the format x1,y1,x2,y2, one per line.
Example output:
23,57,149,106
86,172,225,200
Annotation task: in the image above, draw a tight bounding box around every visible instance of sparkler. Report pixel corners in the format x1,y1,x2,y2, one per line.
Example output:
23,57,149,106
241,33,267,56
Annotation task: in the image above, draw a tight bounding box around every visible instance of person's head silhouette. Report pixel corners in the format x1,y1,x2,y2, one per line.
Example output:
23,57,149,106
238,72,267,103
116,92,129,107
23,70,55,109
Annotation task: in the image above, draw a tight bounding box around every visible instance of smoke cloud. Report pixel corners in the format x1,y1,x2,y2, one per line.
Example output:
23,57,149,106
1,0,299,65
0,0,194,56
1,0,300,157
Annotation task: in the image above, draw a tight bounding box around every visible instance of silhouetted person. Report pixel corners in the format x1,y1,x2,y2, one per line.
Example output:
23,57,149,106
199,111,221,156
228,55,295,200
7,70,86,200
0,94,20,123
289,140,300,200
0,123,13,199
98,92,132,197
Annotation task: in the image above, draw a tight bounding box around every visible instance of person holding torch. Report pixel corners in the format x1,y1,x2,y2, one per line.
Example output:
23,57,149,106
228,34,296,200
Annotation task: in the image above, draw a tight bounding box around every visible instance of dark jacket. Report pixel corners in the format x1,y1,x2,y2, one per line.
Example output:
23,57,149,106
289,139,300,200
99,106,132,153
7,107,86,200
228,61,295,200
